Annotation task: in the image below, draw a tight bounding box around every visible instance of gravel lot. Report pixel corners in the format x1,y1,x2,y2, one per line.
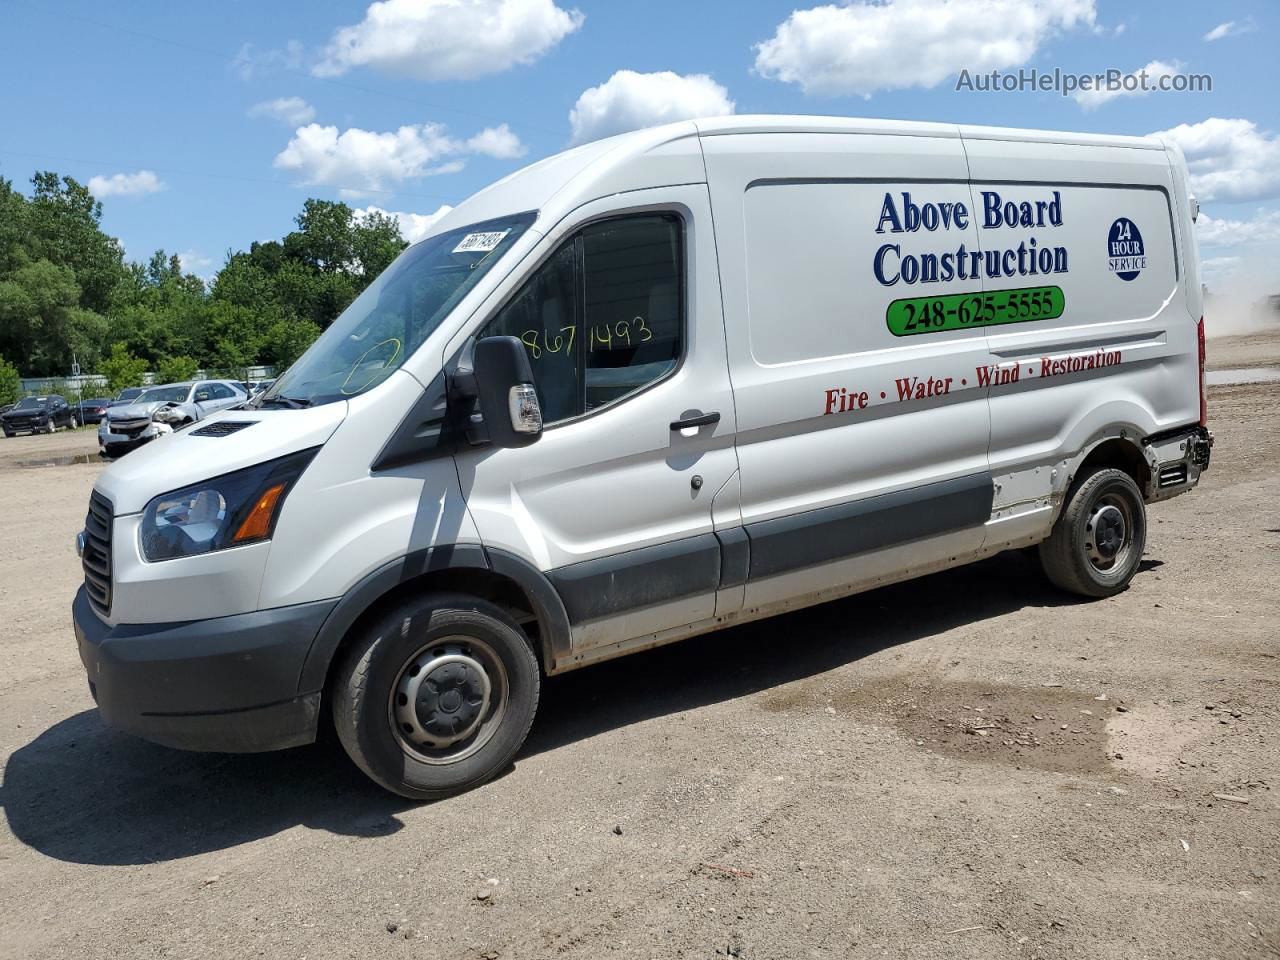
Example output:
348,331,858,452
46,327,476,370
1,335,1277,960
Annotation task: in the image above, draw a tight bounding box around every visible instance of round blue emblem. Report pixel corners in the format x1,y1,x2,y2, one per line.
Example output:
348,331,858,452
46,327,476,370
1107,218,1146,282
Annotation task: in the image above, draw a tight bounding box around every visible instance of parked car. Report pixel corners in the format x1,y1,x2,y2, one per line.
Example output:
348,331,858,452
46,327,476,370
73,116,1211,800
98,380,247,457
3,395,77,436
75,397,114,425
108,387,145,408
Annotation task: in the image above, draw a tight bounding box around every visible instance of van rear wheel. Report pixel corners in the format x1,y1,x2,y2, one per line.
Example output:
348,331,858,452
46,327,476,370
331,594,540,799
1039,467,1146,598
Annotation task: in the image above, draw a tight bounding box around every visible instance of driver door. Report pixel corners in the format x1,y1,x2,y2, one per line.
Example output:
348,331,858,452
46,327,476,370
450,188,739,655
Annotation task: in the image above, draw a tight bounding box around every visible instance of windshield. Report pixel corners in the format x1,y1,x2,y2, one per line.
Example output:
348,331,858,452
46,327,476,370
262,212,536,407
15,397,48,409
138,386,191,404
116,388,143,401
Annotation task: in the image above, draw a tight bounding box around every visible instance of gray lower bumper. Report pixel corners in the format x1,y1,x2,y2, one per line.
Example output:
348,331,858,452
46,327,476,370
72,587,338,753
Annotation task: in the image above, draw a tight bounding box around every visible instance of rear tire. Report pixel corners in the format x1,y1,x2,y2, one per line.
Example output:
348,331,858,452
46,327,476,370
1039,467,1146,598
331,593,540,799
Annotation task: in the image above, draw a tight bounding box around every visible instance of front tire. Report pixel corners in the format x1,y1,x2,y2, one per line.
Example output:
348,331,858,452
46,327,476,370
331,594,540,799
44,419,56,434
1039,467,1146,598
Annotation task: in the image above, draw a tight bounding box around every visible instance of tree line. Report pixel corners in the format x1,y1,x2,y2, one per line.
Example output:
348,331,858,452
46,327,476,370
0,170,409,403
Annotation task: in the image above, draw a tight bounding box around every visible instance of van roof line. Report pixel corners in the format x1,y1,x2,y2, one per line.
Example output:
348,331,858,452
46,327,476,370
691,114,1164,151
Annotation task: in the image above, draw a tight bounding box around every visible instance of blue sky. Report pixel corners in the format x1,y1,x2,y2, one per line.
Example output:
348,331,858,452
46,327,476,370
2,0,1276,299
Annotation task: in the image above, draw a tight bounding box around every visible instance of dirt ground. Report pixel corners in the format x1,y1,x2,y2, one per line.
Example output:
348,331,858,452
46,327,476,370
1,335,1276,960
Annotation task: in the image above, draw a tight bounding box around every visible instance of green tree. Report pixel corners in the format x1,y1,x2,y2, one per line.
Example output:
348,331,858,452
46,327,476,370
26,171,125,314
261,316,320,370
352,207,406,280
155,354,199,384
0,356,20,405
100,343,148,393
0,254,85,375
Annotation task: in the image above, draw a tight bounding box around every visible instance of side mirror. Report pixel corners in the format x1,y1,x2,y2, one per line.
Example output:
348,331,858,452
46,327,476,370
472,336,543,448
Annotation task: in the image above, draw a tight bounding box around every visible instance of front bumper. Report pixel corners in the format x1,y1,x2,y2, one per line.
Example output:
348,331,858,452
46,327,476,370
4,417,50,434
99,426,157,456
72,586,337,752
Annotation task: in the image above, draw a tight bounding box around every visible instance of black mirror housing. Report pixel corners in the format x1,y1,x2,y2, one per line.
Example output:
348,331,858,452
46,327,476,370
472,336,543,448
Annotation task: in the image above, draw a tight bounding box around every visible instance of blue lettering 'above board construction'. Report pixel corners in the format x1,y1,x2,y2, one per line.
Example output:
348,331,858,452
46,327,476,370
873,190,1069,286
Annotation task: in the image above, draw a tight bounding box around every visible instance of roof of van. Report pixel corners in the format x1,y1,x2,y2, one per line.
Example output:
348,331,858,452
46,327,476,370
695,115,1164,149
425,115,1166,240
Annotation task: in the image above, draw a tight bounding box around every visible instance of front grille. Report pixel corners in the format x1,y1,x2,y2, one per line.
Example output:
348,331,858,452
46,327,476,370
108,418,150,437
191,420,254,437
82,491,114,617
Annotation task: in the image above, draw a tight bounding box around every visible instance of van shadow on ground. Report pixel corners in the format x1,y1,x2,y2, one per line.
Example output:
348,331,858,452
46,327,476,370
3,549,1151,867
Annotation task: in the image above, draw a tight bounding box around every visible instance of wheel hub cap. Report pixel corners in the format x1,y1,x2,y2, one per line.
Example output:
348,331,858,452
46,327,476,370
1086,503,1126,563
394,649,492,750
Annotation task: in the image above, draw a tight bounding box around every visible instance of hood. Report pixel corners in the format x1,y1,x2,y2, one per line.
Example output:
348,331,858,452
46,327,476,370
95,402,349,515
106,400,174,421
3,407,49,420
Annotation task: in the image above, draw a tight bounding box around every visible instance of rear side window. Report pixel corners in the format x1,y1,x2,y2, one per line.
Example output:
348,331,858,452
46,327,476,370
481,214,683,425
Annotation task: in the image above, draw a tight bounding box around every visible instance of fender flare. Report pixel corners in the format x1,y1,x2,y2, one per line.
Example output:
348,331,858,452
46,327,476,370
295,544,572,694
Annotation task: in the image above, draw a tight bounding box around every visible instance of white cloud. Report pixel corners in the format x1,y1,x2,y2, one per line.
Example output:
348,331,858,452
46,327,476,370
177,250,214,276
1074,59,1184,111
754,0,1096,97
273,122,526,193
569,70,735,145
1204,18,1254,42
1201,255,1241,276
248,96,316,126
464,123,527,159
354,204,455,243
87,170,166,198
231,41,304,81
1196,210,1280,249
1152,117,1280,203
315,0,583,81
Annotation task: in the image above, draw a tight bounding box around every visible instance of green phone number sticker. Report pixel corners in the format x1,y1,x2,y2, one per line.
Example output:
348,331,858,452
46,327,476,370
886,285,1065,336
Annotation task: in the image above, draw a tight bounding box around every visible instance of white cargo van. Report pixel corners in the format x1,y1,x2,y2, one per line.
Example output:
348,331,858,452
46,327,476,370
73,117,1212,798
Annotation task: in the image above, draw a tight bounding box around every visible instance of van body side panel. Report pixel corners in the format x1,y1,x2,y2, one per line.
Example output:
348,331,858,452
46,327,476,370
962,137,1199,530
701,132,994,609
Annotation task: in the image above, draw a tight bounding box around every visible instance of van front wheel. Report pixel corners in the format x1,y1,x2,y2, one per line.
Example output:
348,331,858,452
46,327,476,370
1039,467,1146,598
331,594,540,799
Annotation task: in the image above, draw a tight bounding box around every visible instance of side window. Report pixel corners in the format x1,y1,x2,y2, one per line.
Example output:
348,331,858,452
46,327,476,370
482,241,581,423
208,383,235,400
480,214,683,425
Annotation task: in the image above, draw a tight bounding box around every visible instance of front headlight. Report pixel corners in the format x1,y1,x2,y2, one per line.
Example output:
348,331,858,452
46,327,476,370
140,447,318,561
152,405,184,424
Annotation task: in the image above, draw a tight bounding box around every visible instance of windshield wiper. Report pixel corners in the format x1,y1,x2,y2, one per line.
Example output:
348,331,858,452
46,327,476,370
258,395,313,409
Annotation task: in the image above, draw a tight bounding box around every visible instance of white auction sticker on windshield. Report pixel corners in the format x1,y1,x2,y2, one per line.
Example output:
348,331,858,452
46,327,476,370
453,230,510,254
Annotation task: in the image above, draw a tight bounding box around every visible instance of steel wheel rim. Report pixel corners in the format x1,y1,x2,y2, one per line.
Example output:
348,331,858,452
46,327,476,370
388,634,508,766
1084,493,1133,573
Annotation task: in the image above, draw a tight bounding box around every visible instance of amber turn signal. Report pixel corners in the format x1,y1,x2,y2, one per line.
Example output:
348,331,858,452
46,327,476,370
232,483,286,543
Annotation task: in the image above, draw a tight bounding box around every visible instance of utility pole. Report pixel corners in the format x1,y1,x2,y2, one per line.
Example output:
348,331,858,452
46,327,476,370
72,352,83,425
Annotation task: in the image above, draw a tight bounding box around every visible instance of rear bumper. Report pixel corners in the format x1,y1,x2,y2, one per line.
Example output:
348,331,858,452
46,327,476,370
1144,425,1212,502
72,586,337,752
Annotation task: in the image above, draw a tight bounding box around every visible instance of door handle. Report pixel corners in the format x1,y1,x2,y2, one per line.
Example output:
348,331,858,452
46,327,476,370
670,411,721,431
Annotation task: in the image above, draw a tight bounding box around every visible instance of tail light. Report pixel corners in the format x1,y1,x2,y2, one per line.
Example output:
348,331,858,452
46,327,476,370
1197,316,1207,426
